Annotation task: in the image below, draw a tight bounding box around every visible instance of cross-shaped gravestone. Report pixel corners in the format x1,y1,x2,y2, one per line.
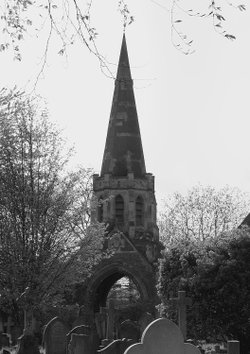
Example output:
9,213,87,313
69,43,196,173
170,291,192,340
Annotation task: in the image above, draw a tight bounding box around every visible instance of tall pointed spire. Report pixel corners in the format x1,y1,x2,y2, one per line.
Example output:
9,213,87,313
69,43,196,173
116,33,132,80
101,34,146,178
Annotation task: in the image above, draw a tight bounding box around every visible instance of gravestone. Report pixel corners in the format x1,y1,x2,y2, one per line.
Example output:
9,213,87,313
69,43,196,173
98,338,136,354
16,333,40,354
43,317,70,354
119,320,140,341
68,333,90,354
227,341,240,354
170,291,192,340
66,325,90,352
124,318,201,354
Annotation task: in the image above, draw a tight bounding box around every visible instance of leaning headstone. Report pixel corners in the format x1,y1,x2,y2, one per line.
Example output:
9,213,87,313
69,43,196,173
119,320,140,341
43,317,70,354
124,318,201,354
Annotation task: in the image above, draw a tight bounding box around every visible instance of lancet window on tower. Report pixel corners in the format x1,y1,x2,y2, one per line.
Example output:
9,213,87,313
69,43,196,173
115,195,124,224
136,196,144,226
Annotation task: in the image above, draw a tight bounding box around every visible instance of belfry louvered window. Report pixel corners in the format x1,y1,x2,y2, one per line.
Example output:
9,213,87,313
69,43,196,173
136,196,144,226
115,195,124,224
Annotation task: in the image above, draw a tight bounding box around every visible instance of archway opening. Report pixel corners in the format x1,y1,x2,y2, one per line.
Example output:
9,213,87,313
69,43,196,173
93,271,143,313
107,276,141,308
94,273,144,341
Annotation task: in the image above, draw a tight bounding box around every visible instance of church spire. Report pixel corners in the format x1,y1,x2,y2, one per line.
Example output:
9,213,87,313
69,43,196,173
101,34,146,178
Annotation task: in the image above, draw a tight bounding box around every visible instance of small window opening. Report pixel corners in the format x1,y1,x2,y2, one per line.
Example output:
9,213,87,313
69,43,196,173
115,195,124,224
136,196,144,226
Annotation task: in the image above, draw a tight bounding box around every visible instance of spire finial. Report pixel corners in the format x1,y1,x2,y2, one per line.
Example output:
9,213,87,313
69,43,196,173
116,32,132,80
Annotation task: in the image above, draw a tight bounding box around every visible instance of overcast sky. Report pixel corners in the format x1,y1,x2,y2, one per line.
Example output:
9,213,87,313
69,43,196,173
1,1,250,209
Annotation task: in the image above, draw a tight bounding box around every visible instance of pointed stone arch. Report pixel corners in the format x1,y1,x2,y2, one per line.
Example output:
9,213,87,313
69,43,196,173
79,251,158,315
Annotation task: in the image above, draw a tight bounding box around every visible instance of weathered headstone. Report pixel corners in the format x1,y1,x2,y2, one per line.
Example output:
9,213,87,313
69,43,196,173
43,317,70,354
227,341,240,354
170,291,192,340
68,333,90,354
119,320,140,341
124,318,201,354
66,324,90,353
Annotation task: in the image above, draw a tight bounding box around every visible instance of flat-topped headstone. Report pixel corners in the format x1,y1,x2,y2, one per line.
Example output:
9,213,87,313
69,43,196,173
43,317,70,354
124,318,201,354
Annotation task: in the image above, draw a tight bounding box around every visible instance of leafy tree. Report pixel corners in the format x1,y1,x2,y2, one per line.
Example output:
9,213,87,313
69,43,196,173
158,228,250,354
0,88,105,330
0,1,246,67
159,185,249,244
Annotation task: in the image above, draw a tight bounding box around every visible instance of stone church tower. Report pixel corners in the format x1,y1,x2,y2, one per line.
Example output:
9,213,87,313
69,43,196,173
93,34,159,246
78,35,162,329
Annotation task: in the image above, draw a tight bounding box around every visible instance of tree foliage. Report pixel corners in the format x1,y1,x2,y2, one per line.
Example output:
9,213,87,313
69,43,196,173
169,0,246,54
158,228,250,353
0,0,246,68
0,89,105,325
159,185,249,244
